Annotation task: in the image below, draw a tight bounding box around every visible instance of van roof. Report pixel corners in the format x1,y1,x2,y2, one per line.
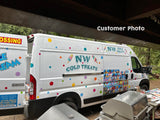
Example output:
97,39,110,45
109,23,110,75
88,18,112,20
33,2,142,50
33,33,129,48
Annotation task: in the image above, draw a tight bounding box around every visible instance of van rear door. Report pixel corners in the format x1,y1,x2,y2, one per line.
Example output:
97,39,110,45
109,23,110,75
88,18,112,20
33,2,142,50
0,33,27,109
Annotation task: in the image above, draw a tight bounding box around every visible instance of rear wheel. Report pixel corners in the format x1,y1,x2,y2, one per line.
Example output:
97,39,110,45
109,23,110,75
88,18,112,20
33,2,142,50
64,101,78,111
140,84,149,91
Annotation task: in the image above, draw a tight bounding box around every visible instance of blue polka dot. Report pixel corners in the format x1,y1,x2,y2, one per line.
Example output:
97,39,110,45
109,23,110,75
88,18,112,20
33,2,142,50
69,78,71,80
127,63,129,66
55,46,58,49
101,56,103,59
84,48,87,51
19,103,21,106
85,86,87,88
49,66,52,68
47,91,50,94
6,48,8,50
30,63,34,68
80,93,83,97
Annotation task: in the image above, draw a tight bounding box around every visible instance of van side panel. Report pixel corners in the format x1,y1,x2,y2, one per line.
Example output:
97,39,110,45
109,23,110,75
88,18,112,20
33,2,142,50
0,33,27,109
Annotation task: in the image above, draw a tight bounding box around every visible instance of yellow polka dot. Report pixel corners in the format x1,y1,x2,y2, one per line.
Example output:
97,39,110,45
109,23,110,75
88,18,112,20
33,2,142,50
37,96,39,99
72,83,75,87
128,85,131,88
48,38,52,42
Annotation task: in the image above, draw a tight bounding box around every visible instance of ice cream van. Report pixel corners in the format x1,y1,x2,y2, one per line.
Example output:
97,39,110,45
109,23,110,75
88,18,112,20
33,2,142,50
0,33,151,118
0,33,27,115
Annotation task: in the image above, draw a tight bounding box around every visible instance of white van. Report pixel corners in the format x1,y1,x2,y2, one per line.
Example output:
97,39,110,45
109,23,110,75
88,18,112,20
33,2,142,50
0,33,150,118
0,33,27,113
26,34,150,119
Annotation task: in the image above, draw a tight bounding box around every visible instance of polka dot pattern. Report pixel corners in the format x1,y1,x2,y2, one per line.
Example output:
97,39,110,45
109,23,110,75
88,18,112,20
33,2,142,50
49,81,54,86
84,48,87,51
94,77,97,81
93,89,96,92
16,72,20,76
72,83,75,87
100,90,102,94
48,38,52,42
80,93,83,97
30,63,34,68
19,56,22,59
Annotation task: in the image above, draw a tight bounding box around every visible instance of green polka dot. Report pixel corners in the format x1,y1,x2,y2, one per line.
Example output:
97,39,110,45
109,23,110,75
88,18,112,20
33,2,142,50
100,90,102,94
130,51,132,54
62,80,64,82
20,91,23,94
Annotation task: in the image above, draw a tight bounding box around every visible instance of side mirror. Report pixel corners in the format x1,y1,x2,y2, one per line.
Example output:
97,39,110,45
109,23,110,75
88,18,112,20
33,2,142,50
141,66,152,74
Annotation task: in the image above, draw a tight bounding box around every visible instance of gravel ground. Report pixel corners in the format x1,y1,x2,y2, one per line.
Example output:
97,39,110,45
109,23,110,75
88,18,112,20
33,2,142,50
0,79,159,120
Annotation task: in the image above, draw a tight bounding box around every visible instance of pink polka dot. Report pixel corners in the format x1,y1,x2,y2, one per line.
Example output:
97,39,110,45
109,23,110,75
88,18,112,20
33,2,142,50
57,93,59,95
81,82,83,84
69,47,71,49
93,89,96,92
97,48,99,50
63,64,65,67
82,62,84,64
39,53,41,55
5,87,7,89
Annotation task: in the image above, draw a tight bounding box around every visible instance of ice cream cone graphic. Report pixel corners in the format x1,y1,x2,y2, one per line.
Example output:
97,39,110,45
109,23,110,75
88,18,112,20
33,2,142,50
67,54,73,63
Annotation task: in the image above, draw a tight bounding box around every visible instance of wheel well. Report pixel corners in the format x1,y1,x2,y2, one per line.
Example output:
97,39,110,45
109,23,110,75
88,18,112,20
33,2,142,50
54,92,81,109
139,79,150,89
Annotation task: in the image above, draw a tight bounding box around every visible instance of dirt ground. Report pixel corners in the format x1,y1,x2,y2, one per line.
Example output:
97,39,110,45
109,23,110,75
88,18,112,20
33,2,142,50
0,79,159,120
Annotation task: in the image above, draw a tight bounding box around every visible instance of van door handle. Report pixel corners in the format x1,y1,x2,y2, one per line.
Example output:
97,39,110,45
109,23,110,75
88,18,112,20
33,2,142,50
12,83,24,87
131,73,134,79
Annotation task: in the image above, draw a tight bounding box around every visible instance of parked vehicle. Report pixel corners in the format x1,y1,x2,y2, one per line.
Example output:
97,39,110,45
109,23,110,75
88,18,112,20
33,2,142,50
0,33,150,118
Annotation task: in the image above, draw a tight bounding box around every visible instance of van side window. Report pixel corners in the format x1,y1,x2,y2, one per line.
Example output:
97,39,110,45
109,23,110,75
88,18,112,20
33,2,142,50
131,57,141,73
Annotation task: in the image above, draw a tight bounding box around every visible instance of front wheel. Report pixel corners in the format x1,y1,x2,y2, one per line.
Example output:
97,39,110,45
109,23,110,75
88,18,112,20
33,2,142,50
140,84,149,91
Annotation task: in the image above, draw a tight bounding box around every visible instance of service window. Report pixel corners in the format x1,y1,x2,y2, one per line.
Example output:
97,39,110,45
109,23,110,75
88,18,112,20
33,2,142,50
131,57,142,73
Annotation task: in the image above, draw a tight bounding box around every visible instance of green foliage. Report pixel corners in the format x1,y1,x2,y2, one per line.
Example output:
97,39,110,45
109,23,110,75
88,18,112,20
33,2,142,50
0,23,32,35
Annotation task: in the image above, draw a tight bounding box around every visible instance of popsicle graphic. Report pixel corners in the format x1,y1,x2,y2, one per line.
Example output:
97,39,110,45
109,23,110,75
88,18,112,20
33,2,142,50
92,55,98,63
67,54,73,63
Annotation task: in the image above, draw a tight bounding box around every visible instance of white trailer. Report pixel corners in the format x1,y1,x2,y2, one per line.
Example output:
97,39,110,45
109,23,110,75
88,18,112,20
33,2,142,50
0,33,150,119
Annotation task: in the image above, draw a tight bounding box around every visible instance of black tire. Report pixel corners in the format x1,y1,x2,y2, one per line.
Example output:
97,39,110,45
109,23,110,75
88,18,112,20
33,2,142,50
140,84,149,91
64,101,78,111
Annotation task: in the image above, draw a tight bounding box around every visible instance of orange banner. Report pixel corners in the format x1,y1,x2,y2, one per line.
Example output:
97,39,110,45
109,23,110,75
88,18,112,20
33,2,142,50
0,36,22,44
